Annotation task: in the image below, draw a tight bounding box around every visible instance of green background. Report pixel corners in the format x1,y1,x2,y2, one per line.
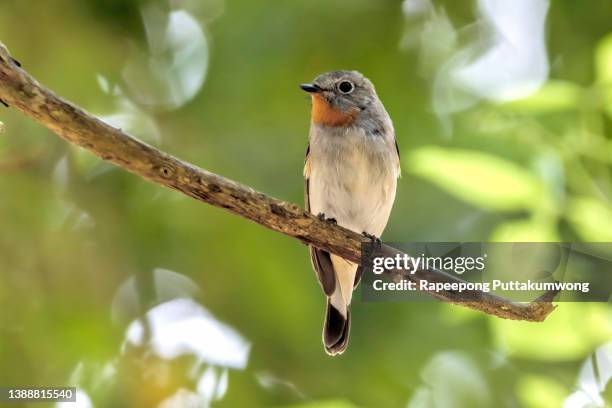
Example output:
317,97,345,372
0,0,611,407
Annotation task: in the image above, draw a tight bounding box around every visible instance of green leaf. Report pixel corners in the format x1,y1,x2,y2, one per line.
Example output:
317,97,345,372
490,303,612,361
490,218,559,241
516,375,568,408
502,80,582,113
405,147,545,211
596,33,612,84
567,197,612,241
596,34,612,119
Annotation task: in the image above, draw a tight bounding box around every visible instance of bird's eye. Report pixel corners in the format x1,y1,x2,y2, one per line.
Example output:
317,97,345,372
338,81,354,94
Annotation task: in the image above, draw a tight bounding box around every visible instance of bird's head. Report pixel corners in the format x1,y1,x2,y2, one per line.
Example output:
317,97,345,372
300,70,378,127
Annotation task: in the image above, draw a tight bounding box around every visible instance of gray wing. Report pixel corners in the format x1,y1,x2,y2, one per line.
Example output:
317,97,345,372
305,144,336,296
395,138,400,160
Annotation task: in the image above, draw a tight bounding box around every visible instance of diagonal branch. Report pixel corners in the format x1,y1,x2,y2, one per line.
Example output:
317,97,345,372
0,42,557,322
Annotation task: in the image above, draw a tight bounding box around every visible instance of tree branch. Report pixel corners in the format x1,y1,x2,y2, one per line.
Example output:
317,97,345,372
0,42,557,322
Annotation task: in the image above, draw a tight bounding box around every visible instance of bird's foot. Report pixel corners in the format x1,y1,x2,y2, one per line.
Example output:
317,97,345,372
362,231,382,247
317,212,337,225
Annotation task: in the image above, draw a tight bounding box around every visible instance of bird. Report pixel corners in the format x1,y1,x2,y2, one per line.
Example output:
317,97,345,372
301,70,400,355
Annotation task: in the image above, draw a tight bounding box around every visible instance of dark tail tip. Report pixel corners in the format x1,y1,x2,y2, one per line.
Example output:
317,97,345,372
323,301,350,356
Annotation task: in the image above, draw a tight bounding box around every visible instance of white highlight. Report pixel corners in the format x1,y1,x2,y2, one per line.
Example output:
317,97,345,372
124,298,250,369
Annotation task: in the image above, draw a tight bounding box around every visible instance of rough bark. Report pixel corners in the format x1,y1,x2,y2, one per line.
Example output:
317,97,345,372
0,42,557,321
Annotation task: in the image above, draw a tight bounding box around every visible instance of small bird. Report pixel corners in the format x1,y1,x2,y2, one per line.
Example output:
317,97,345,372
301,71,400,355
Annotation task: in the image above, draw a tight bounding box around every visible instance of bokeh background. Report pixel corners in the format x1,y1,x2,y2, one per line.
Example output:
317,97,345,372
1,0,611,407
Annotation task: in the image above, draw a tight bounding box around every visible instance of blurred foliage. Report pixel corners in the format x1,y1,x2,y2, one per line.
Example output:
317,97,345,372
516,375,567,408
0,0,611,407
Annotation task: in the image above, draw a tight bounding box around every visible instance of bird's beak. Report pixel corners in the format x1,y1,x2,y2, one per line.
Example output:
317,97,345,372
300,83,322,93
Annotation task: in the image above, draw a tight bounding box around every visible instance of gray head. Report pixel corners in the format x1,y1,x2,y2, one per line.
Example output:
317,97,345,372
300,70,378,114
300,71,390,133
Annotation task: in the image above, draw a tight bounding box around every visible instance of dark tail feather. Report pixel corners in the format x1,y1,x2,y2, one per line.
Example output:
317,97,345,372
323,300,350,355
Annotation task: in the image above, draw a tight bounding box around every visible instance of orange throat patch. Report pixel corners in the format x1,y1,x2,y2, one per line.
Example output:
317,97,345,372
311,94,358,127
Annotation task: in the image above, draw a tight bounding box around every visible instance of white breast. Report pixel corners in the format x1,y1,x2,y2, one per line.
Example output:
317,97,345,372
307,126,398,236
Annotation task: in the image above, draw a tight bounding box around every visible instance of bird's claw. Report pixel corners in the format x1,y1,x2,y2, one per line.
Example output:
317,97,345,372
362,231,382,247
317,212,337,225
0,99,8,108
